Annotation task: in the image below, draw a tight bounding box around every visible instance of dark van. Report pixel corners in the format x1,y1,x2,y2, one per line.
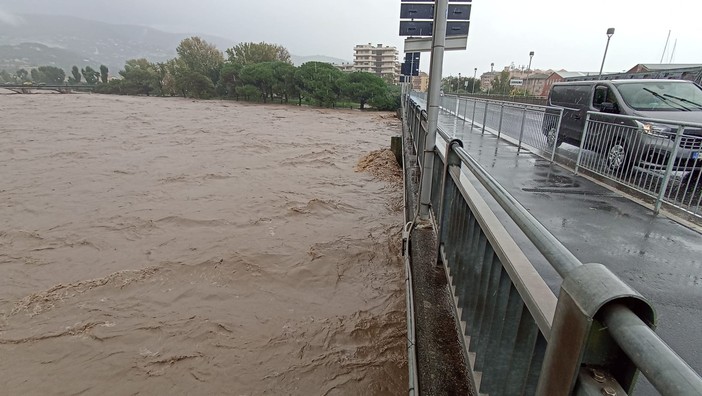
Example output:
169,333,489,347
542,79,702,173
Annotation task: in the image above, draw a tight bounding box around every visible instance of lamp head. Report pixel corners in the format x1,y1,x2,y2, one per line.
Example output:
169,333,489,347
607,27,615,37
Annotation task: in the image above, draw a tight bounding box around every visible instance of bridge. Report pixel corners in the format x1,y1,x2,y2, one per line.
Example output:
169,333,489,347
0,84,95,94
399,87,702,395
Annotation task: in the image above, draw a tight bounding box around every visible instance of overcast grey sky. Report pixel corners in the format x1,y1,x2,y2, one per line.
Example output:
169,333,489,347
1,0,701,77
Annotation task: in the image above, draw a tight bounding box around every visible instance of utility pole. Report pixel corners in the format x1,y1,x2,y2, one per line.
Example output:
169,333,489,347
419,0,448,219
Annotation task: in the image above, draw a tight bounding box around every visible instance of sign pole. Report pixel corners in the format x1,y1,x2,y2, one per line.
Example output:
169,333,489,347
419,0,448,219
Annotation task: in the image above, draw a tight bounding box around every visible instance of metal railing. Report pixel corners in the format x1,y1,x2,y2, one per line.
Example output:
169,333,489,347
575,112,702,216
402,92,702,395
423,93,702,221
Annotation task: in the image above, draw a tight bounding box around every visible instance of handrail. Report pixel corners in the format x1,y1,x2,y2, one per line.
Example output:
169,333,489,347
585,110,702,129
602,304,702,394
442,133,581,277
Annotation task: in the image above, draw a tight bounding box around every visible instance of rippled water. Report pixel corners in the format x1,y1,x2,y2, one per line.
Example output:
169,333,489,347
0,93,407,395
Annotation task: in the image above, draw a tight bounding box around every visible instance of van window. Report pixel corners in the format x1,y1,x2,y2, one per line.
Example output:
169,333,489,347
592,85,619,107
551,85,591,107
617,81,702,111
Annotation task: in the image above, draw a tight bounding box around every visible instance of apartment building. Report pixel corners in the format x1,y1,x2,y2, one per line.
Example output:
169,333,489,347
353,43,400,83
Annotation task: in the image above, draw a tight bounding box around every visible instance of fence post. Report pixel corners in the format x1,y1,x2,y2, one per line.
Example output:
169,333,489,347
462,98,468,126
654,125,684,214
574,113,591,174
471,100,477,131
481,101,489,135
550,107,565,163
517,107,527,153
536,263,655,395
497,103,504,139
454,96,460,117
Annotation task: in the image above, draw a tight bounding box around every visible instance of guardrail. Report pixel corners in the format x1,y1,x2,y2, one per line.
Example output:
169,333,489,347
428,93,702,221
575,112,702,216
402,92,702,395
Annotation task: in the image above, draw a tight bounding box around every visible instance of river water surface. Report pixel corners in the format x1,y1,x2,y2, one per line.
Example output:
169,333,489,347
0,93,407,395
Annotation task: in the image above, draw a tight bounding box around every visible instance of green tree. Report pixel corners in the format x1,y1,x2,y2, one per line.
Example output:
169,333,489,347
176,36,224,85
369,84,402,111
0,70,12,83
217,62,243,98
179,71,215,99
235,84,260,101
36,66,66,84
490,70,512,96
341,71,387,109
270,61,298,103
295,62,344,107
226,42,292,66
82,66,99,84
99,65,109,84
16,68,28,82
30,68,44,82
69,65,81,84
239,62,275,102
119,58,159,95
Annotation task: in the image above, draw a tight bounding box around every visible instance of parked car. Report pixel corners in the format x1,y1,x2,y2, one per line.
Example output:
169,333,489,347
542,79,702,173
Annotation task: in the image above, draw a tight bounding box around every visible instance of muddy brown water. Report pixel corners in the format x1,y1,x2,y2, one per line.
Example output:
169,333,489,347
0,93,407,395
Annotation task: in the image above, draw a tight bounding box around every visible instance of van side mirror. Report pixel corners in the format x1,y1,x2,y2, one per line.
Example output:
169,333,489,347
600,102,618,114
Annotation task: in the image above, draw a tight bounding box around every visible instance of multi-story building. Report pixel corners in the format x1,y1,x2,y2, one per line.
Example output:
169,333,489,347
411,72,429,92
353,43,400,83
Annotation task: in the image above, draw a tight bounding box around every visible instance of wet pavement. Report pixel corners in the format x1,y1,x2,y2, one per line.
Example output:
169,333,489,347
412,95,702,394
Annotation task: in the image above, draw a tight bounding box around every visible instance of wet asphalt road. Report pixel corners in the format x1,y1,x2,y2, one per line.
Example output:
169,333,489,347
412,95,702,394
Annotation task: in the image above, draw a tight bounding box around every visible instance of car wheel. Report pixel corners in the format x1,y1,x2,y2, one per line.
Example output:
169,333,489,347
606,140,633,175
546,127,562,148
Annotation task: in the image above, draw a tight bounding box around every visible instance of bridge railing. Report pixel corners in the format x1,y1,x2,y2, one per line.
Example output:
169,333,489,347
430,93,702,221
575,112,702,217
402,92,702,395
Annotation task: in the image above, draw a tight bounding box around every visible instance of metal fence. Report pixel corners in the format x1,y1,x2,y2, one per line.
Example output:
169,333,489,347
438,95,564,159
426,93,702,221
402,92,702,395
574,112,702,216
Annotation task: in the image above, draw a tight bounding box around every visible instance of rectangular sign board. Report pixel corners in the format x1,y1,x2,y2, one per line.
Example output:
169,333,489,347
509,79,524,86
446,21,470,36
403,36,468,52
400,3,434,20
400,21,470,37
448,4,471,20
399,21,434,36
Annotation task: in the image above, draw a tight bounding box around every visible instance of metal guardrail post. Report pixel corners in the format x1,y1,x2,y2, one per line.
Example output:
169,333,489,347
471,100,477,131
536,263,655,395
497,104,504,139
461,97,468,126
517,107,527,154
550,107,565,163
454,96,460,117
575,114,591,174
481,101,489,135
654,125,684,214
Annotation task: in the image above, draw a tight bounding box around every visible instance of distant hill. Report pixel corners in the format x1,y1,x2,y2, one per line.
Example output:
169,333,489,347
0,14,351,74
291,55,351,66
0,14,234,72
0,42,101,71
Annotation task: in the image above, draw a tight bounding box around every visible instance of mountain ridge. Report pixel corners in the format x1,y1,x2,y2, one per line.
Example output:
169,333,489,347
0,14,351,72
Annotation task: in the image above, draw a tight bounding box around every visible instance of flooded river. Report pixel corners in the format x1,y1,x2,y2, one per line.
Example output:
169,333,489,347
0,93,407,395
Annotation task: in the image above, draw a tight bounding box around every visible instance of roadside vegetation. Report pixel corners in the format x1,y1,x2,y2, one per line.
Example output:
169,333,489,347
0,37,400,111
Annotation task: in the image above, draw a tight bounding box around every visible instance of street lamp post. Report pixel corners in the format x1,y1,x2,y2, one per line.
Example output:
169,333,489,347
487,62,494,96
524,51,534,97
457,72,461,93
472,67,477,94
598,28,616,80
